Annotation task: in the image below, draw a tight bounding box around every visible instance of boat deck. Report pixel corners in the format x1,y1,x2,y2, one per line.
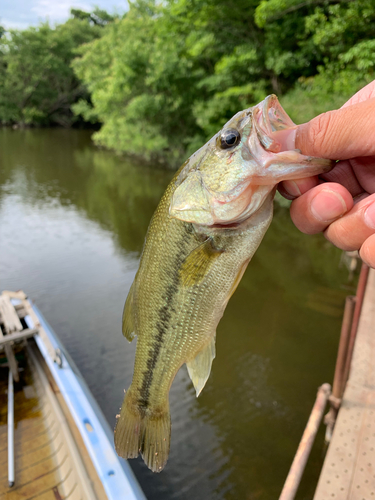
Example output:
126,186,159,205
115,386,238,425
314,268,375,499
0,342,102,500
0,348,68,500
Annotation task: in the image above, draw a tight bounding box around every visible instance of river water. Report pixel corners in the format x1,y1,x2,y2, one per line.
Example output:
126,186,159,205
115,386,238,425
0,128,355,499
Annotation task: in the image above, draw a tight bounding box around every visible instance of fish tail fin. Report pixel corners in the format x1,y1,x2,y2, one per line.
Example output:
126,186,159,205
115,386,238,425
115,391,171,473
141,403,171,473
114,391,142,460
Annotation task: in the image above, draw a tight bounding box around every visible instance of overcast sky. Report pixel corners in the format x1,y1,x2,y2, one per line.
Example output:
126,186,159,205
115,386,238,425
1,0,127,30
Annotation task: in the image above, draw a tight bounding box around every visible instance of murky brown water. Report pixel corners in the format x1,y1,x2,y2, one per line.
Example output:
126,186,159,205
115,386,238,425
0,128,356,499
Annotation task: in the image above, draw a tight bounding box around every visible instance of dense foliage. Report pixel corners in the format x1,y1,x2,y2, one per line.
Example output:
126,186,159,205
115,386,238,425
1,0,375,165
0,9,114,127
73,0,375,166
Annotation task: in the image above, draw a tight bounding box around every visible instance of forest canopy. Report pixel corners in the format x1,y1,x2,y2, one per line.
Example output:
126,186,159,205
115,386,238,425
1,0,375,167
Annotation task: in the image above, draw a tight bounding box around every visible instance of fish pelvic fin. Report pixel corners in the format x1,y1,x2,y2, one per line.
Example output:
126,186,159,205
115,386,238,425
122,282,136,341
186,337,216,397
179,237,223,287
114,391,171,473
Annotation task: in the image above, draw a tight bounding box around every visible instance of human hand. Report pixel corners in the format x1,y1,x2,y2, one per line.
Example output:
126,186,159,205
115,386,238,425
279,80,375,268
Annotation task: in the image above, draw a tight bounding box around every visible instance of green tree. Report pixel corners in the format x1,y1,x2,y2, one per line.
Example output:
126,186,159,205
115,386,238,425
73,2,208,166
73,0,272,166
0,9,113,127
255,0,375,121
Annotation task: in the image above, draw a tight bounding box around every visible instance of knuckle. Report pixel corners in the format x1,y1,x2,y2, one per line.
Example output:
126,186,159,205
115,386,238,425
308,112,335,157
324,219,358,251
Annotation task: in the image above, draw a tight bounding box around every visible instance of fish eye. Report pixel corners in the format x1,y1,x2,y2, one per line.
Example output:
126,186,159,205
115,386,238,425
219,129,241,149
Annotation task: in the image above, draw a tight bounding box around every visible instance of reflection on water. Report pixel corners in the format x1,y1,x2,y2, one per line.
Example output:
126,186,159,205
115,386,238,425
0,128,354,499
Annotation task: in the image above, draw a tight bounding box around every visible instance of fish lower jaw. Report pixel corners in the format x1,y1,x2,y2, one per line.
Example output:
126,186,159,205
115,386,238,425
194,206,268,231
175,200,267,229
204,221,241,230
170,205,250,227
175,210,247,228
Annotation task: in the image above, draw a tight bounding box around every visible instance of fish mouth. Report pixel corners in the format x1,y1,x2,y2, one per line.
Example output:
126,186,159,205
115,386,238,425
248,96,333,183
253,94,298,154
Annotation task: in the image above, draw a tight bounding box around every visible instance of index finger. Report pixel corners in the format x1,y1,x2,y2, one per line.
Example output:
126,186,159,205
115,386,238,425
296,98,375,160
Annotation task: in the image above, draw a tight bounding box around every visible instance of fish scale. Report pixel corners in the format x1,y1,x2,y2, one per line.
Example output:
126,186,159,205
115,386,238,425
114,95,333,472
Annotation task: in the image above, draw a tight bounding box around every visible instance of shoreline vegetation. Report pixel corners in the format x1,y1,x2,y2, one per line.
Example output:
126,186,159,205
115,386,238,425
1,0,374,169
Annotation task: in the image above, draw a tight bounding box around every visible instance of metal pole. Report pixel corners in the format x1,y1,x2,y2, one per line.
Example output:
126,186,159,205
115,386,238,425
8,369,15,487
279,384,331,500
325,295,356,442
331,295,356,399
341,262,369,391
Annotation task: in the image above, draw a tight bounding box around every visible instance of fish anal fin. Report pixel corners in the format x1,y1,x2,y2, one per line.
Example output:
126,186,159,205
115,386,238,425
122,282,136,342
186,337,216,397
180,238,223,287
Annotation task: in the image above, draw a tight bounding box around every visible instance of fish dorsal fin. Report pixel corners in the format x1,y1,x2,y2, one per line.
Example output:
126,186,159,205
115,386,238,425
186,337,216,397
122,282,136,342
180,238,223,287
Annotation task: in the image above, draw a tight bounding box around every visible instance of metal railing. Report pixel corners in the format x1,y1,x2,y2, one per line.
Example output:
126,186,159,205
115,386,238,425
278,262,369,500
279,384,331,500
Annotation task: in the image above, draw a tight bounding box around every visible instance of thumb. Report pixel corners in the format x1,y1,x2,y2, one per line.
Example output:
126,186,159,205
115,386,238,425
295,97,375,160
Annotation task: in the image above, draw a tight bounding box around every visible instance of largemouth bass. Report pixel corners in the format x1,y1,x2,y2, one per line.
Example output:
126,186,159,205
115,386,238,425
115,95,332,472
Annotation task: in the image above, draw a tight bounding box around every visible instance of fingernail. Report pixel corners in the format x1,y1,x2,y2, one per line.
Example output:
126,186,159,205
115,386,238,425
282,180,301,198
310,189,348,222
364,203,375,229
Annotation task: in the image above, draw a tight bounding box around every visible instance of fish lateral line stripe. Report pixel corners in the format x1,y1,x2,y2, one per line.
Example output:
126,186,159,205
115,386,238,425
138,286,175,405
137,227,190,407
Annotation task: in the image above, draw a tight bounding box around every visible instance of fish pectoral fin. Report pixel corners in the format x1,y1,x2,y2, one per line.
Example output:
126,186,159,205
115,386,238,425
186,337,216,397
122,282,136,342
180,238,223,287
